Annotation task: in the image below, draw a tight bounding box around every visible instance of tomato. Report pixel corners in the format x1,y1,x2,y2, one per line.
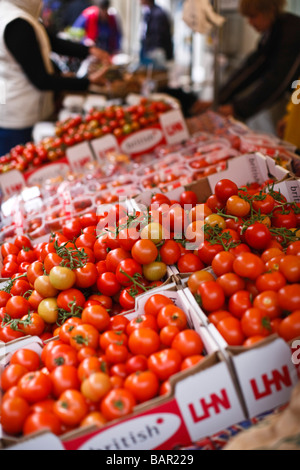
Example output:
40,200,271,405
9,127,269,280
116,259,143,286
108,315,130,332
131,239,158,265
17,371,53,403
140,222,165,245
171,329,204,357
105,343,129,364
148,348,182,381
97,272,121,297
81,372,112,402
0,396,30,435
216,316,245,345
143,261,167,281
181,355,205,370
53,389,88,427
49,266,76,290
27,261,44,286
279,255,300,283
216,273,246,297
244,223,272,251
211,251,236,277
228,290,252,318
50,365,81,398
57,288,86,313
34,275,59,298
226,196,251,217
233,252,265,280
76,233,97,251
80,411,107,428
75,262,98,289
81,304,110,332
10,278,31,297
119,287,142,310
241,308,272,338
207,310,233,327
159,240,181,265
124,370,159,403
69,323,100,351
271,209,297,229
159,325,180,347
17,248,36,265
44,344,79,371
197,281,226,312
255,271,286,293
286,241,300,256
177,253,204,273
1,242,19,259
62,218,82,240
187,270,215,294
23,410,62,436
38,297,58,324
43,253,63,274
252,192,275,214
206,194,225,213
126,314,158,335
5,295,31,320
157,304,188,331
10,349,40,372
100,330,128,351
100,388,136,421
278,284,300,312
128,328,160,357
143,294,173,316
214,179,238,203
106,247,131,273
197,241,223,265
0,364,29,391
93,238,109,261
179,190,198,208
253,291,281,319
1,260,19,278
278,311,300,341
125,355,148,374
77,357,107,382
204,214,226,230
117,227,140,252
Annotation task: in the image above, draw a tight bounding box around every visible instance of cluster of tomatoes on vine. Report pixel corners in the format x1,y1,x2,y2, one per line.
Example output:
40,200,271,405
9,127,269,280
0,293,205,438
185,178,300,347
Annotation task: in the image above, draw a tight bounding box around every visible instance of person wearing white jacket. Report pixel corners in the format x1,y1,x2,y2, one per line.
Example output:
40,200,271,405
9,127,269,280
0,0,110,156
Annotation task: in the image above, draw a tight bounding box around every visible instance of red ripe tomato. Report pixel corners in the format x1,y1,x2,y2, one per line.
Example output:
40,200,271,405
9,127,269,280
253,290,282,319
69,324,100,351
228,290,252,319
278,284,300,313
211,251,236,277
278,255,300,283
271,208,297,229
5,296,31,319
233,252,265,280
244,223,272,251
144,294,174,316
159,240,181,265
126,314,158,335
197,281,226,312
44,343,79,371
252,193,275,214
0,364,29,391
241,308,272,338
171,329,204,357
0,396,30,435
216,273,246,298
148,348,182,381
214,179,238,203
157,304,187,331
75,262,98,289
197,241,223,265
177,253,204,273
17,371,53,403
128,328,160,357
53,389,88,427
97,272,121,297
124,370,159,403
278,311,300,341
216,316,245,346
10,349,40,372
81,304,111,332
50,365,81,398
63,218,82,240
100,388,136,421
115,259,143,286
23,411,62,436
179,190,198,208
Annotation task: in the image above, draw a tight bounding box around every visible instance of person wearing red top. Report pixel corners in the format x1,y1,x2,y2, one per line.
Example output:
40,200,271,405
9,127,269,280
72,0,122,54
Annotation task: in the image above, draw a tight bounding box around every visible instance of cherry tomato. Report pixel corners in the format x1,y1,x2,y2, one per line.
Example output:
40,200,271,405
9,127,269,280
148,348,182,381
124,370,159,403
100,388,136,421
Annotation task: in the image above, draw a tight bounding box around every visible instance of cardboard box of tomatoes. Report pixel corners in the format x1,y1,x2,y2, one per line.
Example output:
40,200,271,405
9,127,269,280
0,283,249,451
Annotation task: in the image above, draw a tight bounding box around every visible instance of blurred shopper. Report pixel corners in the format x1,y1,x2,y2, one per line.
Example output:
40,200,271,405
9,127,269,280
72,0,122,54
139,0,174,67
216,0,300,130
0,0,110,155
277,79,300,150
61,0,91,28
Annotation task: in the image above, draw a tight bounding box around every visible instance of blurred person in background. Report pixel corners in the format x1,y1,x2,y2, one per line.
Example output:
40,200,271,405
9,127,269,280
0,0,110,156
216,0,300,132
139,0,174,68
72,0,122,54
277,79,300,151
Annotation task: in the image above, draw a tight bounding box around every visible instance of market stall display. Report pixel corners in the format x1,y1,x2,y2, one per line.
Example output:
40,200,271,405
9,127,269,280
0,99,299,450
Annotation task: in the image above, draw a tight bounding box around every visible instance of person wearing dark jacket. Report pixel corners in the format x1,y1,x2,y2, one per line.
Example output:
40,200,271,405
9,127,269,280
140,0,174,66
217,0,300,123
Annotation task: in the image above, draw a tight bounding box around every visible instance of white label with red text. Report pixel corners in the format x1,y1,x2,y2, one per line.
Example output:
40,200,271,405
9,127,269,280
0,170,26,198
175,361,245,441
91,134,120,162
66,142,95,172
159,109,190,145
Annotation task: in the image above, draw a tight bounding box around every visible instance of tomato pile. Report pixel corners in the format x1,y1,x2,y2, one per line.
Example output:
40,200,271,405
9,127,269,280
0,293,205,437
0,99,172,174
186,178,300,346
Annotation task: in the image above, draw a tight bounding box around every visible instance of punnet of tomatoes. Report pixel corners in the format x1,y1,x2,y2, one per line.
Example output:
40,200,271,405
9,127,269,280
185,178,300,347
0,292,206,439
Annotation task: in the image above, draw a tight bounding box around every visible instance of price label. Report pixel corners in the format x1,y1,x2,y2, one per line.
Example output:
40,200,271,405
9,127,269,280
90,134,120,162
66,142,95,172
159,109,190,145
0,170,26,198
